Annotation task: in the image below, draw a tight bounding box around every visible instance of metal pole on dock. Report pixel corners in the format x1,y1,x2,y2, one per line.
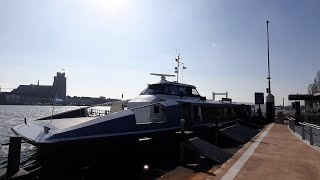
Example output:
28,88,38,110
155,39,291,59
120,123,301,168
265,20,275,123
267,21,271,93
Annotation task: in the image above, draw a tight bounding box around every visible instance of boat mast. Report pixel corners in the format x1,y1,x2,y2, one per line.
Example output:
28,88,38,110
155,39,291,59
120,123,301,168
175,53,181,83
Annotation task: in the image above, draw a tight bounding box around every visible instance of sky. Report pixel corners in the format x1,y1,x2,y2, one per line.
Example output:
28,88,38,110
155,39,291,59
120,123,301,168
1,0,320,105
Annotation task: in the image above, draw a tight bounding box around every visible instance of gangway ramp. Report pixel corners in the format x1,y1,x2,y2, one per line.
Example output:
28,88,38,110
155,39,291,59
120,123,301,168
220,124,258,144
185,137,232,163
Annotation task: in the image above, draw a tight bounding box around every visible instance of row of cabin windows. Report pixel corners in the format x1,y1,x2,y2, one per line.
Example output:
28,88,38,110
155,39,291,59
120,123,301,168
140,84,200,97
193,106,251,123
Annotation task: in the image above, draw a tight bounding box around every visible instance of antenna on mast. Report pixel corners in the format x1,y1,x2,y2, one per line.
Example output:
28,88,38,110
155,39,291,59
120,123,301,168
175,53,181,83
174,53,187,83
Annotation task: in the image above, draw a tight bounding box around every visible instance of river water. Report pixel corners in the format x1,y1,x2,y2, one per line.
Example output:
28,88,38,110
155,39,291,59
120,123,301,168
0,105,167,179
0,105,81,169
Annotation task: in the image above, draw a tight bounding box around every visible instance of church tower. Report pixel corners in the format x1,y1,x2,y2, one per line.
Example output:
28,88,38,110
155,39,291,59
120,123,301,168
52,72,66,100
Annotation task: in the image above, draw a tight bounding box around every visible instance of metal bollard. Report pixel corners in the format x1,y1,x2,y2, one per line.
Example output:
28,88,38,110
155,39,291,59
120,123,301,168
292,121,295,132
180,119,185,135
180,119,185,165
7,136,22,178
310,127,314,145
302,125,305,140
289,120,292,130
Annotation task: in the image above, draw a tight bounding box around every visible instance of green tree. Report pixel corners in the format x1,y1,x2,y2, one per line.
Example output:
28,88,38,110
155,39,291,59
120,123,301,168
308,71,320,94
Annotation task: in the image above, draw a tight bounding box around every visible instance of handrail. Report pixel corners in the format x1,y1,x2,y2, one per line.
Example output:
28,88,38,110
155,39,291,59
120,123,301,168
299,122,320,130
287,116,295,121
289,120,319,145
287,117,296,132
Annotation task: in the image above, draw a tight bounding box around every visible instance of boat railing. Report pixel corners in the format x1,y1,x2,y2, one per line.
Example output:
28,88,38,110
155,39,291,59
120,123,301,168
288,117,320,145
86,101,164,119
87,108,110,117
129,101,165,111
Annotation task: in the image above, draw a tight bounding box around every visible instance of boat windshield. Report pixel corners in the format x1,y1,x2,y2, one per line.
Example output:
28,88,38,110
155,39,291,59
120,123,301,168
140,84,200,97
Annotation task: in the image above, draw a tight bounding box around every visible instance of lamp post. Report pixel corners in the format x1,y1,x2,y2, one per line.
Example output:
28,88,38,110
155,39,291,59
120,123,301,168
265,20,275,122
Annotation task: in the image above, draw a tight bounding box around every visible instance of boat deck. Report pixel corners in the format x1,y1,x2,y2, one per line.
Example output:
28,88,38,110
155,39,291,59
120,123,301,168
159,123,320,180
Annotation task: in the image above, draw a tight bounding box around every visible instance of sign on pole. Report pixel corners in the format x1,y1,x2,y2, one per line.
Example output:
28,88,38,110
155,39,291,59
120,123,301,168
255,92,264,104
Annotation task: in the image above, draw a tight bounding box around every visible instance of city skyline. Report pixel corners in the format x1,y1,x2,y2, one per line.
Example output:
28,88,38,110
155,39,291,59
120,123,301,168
1,1,320,105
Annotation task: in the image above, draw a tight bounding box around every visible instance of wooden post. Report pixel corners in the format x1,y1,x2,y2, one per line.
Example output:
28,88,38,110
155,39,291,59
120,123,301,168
7,136,22,178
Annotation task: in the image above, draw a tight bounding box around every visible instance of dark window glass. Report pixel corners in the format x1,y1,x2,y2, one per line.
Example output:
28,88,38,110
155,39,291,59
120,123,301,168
140,84,162,95
168,85,179,95
140,84,200,97
178,86,188,96
163,85,170,94
154,106,159,113
186,87,192,96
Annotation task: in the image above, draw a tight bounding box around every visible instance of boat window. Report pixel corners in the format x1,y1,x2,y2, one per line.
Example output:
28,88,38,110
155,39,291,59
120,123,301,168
168,85,179,95
154,105,160,113
140,84,163,95
178,86,188,96
140,83,200,97
192,88,200,96
163,85,170,94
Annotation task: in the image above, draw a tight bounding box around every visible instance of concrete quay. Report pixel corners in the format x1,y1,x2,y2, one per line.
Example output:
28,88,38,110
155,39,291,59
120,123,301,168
159,123,320,180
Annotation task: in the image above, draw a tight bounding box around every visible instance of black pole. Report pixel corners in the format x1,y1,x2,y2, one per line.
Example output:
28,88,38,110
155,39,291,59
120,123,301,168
7,136,22,178
265,20,275,123
267,20,271,93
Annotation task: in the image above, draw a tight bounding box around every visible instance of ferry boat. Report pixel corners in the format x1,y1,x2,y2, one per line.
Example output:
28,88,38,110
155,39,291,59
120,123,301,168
11,57,254,148
11,74,253,148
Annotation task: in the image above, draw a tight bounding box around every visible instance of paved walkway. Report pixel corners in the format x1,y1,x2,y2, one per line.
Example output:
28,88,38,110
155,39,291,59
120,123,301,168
216,123,320,179
160,123,320,180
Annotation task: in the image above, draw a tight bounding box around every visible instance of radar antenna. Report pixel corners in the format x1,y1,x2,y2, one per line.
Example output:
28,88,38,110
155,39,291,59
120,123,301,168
150,73,175,81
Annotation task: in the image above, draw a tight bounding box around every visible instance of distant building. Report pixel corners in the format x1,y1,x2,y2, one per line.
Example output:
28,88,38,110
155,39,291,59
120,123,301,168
0,72,118,105
11,72,67,101
53,72,67,100
5,94,21,104
66,96,118,106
